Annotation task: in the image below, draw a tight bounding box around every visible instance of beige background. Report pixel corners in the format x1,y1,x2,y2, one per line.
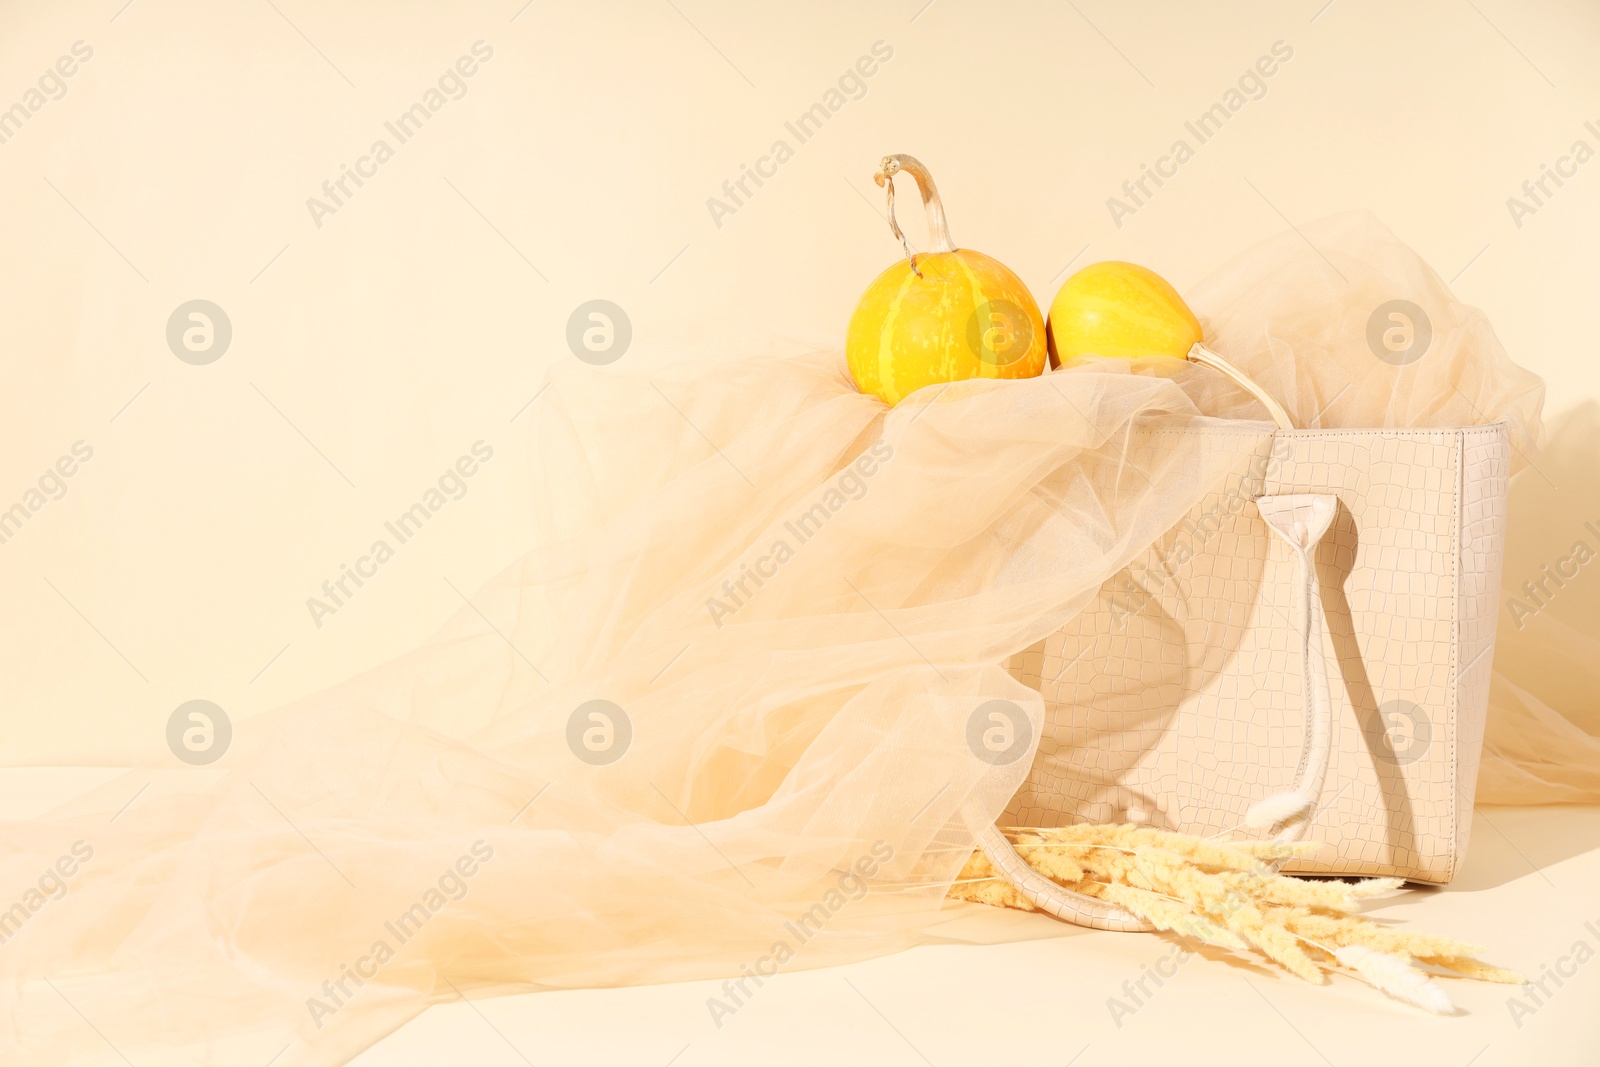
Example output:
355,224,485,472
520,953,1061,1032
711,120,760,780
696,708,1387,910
1,0,1597,764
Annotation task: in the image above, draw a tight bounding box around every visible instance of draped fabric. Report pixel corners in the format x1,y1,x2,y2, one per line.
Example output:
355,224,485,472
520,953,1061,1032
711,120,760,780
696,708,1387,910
1,215,1574,1067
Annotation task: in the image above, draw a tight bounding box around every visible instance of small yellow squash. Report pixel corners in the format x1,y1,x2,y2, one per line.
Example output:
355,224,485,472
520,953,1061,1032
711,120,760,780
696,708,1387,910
846,156,1046,406
1047,260,1295,429
1046,260,1202,364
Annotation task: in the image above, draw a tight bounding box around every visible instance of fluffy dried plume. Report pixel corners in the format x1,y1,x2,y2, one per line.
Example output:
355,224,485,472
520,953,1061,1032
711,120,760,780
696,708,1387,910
1334,945,1456,1015
946,823,1519,1014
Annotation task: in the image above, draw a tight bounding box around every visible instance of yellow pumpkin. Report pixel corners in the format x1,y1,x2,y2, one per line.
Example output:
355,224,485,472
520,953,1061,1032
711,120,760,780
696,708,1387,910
1047,259,1295,429
846,156,1046,406
1046,260,1201,364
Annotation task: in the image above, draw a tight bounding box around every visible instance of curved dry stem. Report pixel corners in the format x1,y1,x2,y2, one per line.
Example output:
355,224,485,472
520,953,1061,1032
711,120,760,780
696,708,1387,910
874,154,956,275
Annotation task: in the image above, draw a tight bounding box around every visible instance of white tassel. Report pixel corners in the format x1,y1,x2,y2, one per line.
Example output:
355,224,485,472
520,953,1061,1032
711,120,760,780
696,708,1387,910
1245,791,1313,829
1334,945,1456,1015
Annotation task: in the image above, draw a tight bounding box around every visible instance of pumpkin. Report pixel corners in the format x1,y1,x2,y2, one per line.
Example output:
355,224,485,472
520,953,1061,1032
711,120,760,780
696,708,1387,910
1046,260,1202,365
846,155,1046,406
1047,260,1294,429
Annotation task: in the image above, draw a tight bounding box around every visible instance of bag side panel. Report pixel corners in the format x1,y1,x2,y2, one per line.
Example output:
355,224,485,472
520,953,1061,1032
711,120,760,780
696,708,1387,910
1449,426,1512,876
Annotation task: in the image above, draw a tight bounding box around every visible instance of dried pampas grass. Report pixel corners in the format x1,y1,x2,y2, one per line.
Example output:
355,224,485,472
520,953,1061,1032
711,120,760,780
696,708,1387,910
946,824,1521,1013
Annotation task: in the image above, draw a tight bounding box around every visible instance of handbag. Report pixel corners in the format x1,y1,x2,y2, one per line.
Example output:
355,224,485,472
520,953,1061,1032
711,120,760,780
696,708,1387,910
974,351,1512,930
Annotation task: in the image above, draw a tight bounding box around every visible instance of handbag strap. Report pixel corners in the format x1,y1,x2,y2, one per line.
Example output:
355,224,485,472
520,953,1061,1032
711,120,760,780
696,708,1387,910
967,814,1154,931
1244,494,1339,843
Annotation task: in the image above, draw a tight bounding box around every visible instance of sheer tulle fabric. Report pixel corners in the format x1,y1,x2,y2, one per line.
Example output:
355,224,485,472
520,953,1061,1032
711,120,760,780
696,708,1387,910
1,215,1579,1066
1477,401,1600,803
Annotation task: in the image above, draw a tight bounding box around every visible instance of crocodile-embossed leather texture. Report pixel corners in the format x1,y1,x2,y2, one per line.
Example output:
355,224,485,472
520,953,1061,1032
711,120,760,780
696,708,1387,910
1004,426,1511,884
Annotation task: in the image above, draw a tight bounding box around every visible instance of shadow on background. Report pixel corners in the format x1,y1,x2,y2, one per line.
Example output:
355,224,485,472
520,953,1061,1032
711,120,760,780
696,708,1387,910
1477,400,1600,808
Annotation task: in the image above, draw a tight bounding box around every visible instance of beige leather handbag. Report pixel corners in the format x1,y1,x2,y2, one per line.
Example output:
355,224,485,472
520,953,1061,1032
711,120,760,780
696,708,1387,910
975,349,1512,931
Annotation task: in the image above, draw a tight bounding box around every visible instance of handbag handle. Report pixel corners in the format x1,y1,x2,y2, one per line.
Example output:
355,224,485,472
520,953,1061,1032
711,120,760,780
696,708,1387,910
1177,355,1323,829
967,814,1154,931
1244,494,1338,841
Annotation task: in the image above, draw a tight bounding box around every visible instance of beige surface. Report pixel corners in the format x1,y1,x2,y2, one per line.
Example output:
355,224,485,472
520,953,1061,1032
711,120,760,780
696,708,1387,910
2,0,1598,763
6,771,1597,1066
360,805,1600,1066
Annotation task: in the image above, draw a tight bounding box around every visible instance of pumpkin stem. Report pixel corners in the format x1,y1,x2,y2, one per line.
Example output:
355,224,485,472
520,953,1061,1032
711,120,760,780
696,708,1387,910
875,154,956,276
1187,343,1296,430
